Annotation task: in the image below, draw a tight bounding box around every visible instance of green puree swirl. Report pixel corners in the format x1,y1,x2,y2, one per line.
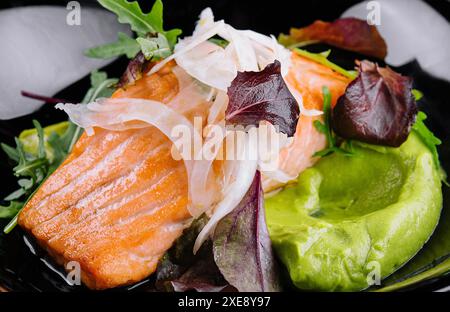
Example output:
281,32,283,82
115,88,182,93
265,132,443,291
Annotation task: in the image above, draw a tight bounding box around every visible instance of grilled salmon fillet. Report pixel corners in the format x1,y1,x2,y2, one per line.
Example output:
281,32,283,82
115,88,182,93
18,63,193,290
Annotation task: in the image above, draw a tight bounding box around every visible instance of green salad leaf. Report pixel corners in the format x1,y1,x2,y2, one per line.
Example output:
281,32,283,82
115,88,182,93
85,0,181,60
412,111,441,168
1,121,49,201
0,202,23,219
46,122,79,172
1,119,75,232
1,120,51,232
84,32,140,59
1,70,118,233
136,34,171,60
82,70,118,103
164,28,183,49
208,37,229,48
99,0,163,34
412,89,424,101
313,86,353,157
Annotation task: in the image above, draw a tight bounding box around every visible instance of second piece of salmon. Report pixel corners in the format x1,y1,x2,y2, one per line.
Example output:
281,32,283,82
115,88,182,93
263,54,351,191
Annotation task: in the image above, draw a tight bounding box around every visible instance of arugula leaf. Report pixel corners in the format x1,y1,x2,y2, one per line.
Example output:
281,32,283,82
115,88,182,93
136,34,171,60
98,0,163,34
34,120,46,159
1,121,72,231
412,111,441,167
165,28,183,49
84,32,140,59
412,89,424,101
12,121,48,185
294,48,357,80
1,120,49,225
1,143,19,162
88,0,182,60
1,70,118,232
208,37,229,48
46,123,79,173
0,202,23,219
313,86,353,157
4,188,26,201
82,70,118,103
18,121,68,164
314,86,334,147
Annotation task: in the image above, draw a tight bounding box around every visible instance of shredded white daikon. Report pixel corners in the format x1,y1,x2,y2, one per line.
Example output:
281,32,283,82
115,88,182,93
193,131,258,252
56,97,201,170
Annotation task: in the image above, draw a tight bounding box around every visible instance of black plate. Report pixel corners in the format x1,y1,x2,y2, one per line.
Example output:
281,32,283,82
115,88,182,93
1,0,449,292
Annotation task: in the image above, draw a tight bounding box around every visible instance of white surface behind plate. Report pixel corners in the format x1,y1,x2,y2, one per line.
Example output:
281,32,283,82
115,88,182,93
343,0,450,81
0,6,130,119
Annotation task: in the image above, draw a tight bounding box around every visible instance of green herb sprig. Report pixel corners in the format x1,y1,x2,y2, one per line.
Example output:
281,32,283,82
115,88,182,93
1,120,53,233
313,86,354,157
410,89,442,170
0,71,118,233
412,111,441,168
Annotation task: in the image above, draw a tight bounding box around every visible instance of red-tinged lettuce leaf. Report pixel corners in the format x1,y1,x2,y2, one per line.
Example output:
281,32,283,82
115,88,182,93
117,51,148,89
212,171,282,292
279,18,387,59
332,60,418,147
225,60,299,137
155,216,230,292
170,246,231,292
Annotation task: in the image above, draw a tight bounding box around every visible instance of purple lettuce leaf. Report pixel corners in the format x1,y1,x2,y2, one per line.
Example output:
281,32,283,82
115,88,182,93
155,216,230,292
212,171,282,292
225,60,299,137
170,244,231,292
332,60,417,147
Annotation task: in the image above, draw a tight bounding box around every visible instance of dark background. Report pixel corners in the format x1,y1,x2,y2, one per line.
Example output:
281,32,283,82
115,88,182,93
1,0,450,34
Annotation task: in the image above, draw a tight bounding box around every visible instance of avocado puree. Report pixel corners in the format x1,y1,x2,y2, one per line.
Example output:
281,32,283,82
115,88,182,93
265,133,442,291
